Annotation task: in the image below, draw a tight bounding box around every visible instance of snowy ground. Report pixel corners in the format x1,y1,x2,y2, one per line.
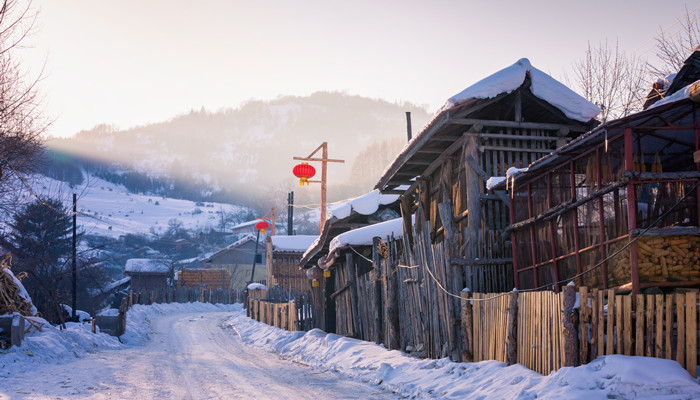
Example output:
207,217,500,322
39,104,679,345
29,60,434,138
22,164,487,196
1,303,699,399
25,174,246,239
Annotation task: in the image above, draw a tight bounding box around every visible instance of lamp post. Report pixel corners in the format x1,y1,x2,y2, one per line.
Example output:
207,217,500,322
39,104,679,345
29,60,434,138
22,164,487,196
249,220,269,285
292,142,344,230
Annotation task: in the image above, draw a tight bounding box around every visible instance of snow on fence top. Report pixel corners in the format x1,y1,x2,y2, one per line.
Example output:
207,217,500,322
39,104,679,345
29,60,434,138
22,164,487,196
329,218,404,254
271,235,319,252
330,189,399,220
124,258,172,274
444,58,600,122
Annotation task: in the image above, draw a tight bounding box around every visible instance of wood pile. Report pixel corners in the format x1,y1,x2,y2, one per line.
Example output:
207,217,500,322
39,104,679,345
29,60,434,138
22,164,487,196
0,262,37,317
178,268,231,290
636,235,700,282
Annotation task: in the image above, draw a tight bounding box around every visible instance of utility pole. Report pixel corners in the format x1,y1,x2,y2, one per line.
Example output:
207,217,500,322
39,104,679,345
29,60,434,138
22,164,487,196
293,142,344,230
71,193,77,321
287,192,294,235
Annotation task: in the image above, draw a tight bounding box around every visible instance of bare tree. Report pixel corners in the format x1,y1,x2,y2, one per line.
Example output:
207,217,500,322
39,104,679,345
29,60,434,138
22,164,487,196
0,0,48,218
569,40,649,122
649,6,700,79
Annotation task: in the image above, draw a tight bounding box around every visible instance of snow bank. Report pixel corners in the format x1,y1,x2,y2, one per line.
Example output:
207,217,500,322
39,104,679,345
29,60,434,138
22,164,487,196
446,58,600,122
226,311,700,400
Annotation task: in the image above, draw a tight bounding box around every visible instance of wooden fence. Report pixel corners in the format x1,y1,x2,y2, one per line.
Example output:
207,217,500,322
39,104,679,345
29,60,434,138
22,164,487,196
128,287,246,306
464,287,699,377
246,289,316,331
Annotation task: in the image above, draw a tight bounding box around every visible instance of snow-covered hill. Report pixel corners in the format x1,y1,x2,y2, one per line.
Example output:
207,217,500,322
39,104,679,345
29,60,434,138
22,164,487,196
26,173,246,239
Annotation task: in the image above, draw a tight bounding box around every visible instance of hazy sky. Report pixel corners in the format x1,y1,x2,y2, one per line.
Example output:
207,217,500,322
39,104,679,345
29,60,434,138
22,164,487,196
20,0,700,138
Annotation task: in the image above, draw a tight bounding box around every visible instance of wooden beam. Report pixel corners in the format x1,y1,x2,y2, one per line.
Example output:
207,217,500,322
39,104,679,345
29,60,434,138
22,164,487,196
479,145,554,153
470,132,561,141
449,118,588,133
624,170,700,180
465,155,490,181
694,150,700,163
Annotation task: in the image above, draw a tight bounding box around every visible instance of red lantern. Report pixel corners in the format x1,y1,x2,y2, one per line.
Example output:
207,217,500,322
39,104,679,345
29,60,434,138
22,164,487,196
255,220,270,234
306,265,322,287
293,162,316,186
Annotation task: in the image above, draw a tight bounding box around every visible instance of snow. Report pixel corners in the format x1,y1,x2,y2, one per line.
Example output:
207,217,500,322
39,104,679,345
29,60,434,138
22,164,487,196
650,78,698,109
445,58,600,122
1,302,698,399
330,189,399,220
18,173,247,239
247,283,267,290
124,258,171,274
329,218,404,254
60,305,92,322
102,276,131,292
271,235,319,252
486,176,506,190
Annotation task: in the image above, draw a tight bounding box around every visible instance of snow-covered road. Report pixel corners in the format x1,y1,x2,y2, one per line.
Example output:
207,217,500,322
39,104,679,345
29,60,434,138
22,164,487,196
1,312,400,399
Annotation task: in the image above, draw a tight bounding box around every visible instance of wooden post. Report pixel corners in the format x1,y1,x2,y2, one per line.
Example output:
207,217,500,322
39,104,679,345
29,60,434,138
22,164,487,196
460,291,473,362
346,252,361,338
384,247,400,350
372,237,384,345
562,285,579,366
506,291,518,365
465,134,481,290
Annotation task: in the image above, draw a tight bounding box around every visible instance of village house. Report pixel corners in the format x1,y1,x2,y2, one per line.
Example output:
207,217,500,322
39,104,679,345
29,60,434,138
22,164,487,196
124,258,173,292
265,234,318,293
498,52,700,294
202,235,267,290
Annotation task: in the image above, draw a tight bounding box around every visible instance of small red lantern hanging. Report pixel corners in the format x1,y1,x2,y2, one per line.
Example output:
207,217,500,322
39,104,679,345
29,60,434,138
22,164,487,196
293,162,316,186
306,265,323,287
255,220,270,235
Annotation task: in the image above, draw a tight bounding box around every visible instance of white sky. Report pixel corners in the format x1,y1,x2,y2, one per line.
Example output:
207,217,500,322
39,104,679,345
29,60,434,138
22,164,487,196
19,0,700,138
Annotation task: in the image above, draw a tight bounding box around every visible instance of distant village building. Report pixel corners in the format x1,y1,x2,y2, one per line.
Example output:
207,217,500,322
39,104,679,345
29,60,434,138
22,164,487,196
178,268,231,290
265,235,318,293
124,258,173,292
202,235,267,290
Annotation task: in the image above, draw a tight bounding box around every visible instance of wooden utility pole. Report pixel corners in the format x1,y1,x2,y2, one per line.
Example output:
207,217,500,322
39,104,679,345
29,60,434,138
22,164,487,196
293,142,344,230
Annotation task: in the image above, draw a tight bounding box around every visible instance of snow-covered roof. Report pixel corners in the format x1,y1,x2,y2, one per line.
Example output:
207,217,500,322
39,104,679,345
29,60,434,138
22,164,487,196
444,58,600,122
650,79,698,109
124,258,172,274
329,218,404,254
330,189,399,220
230,220,260,230
271,235,319,252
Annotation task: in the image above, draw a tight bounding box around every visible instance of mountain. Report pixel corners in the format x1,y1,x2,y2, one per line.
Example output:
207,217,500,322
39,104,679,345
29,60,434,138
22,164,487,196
46,92,431,208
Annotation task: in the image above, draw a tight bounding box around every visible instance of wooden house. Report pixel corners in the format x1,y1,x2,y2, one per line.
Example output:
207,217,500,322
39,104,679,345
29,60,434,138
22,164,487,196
298,189,401,333
375,58,599,293
500,76,700,294
201,235,267,290
124,258,172,292
367,58,600,359
265,235,318,293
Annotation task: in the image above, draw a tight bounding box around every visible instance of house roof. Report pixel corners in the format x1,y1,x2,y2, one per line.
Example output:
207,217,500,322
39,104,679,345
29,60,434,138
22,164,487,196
328,217,404,255
271,235,319,253
494,94,700,190
201,234,258,263
375,58,599,194
124,258,172,274
298,189,401,268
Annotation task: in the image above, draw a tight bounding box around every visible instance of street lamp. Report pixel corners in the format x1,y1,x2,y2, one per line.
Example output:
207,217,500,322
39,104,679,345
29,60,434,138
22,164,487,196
249,220,270,285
